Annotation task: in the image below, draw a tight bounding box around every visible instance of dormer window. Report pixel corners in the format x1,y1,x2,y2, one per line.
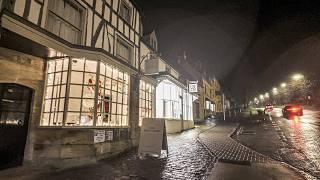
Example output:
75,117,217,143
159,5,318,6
119,1,131,23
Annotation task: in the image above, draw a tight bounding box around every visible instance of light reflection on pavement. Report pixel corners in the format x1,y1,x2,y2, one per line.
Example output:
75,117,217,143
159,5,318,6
270,107,320,177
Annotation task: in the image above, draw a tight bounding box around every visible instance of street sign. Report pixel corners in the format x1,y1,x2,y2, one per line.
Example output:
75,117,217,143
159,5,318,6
188,81,198,93
94,130,105,143
138,118,168,157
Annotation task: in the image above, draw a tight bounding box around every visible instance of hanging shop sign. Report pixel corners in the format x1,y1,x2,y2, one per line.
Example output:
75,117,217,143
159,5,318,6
188,81,198,93
138,118,168,157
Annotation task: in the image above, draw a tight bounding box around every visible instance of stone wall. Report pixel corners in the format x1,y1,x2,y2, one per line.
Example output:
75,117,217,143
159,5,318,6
0,47,45,162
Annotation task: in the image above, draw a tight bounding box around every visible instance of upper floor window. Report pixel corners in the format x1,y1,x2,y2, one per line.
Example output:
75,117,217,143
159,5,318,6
119,1,131,23
45,0,84,44
116,37,133,62
0,0,15,11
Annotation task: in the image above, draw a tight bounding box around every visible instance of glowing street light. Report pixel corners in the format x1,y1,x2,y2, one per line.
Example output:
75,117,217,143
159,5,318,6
292,73,304,81
272,87,278,95
259,94,264,100
281,83,287,88
264,93,269,98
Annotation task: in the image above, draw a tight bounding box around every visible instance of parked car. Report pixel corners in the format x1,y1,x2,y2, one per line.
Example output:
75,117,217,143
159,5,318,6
282,105,303,118
264,104,273,114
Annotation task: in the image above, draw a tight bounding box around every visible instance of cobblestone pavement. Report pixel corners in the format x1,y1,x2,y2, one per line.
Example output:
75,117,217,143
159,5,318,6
0,121,216,180
198,123,273,163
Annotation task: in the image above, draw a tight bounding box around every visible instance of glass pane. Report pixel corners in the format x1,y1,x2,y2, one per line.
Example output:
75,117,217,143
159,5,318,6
105,78,111,89
63,58,69,71
85,60,97,72
56,60,63,71
84,73,96,85
112,103,117,114
59,99,65,111
72,58,85,71
54,72,62,85
41,113,50,126
66,112,80,126
80,113,94,126
124,84,128,94
117,104,122,114
111,80,117,91
45,86,53,99
117,93,123,103
112,68,119,79
123,105,128,115
100,62,105,75
118,71,124,82
83,86,95,99
68,98,81,111
60,85,66,97
62,72,68,84
122,116,128,126
48,61,55,73
123,94,128,104
110,115,116,126
112,91,117,102
104,89,111,97
124,73,129,84
44,100,51,112
82,99,94,112
69,85,82,97
118,82,123,92
47,73,54,85
106,65,112,77
71,71,83,84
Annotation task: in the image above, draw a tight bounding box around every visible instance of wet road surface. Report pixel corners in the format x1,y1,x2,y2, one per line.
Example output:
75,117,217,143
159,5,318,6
271,107,320,178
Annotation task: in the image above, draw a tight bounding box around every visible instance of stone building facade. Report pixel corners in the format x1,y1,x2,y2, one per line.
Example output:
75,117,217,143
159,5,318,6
0,0,156,169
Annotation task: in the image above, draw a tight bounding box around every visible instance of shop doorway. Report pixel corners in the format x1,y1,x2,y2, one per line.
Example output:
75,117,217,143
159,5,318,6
0,84,32,170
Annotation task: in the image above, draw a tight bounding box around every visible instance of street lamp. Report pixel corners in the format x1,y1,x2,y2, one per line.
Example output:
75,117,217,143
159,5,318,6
259,94,264,100
272,88,278,95
281,83,287,88
292,73,304,81
264,93,269,98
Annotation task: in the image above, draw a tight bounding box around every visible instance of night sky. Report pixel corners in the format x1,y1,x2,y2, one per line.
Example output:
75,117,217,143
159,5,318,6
137,0,320,101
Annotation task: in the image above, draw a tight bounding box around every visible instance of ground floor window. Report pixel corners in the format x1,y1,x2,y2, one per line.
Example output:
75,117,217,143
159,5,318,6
156,79,196,120
41,57,130,127
139,80,155,126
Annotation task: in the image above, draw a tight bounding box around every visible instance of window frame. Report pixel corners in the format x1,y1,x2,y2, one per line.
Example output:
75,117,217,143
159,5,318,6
116,35,133,63
119,0,132,24
45,0,86,45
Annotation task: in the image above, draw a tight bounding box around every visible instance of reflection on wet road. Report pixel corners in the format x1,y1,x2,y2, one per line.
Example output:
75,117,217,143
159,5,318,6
271,107,320,178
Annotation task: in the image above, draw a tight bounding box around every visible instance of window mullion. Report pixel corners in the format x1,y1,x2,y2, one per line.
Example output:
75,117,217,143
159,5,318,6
63,57,72,126
93,62,100,127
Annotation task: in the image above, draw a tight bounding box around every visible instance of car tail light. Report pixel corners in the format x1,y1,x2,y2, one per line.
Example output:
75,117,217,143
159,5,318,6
287,107,300,112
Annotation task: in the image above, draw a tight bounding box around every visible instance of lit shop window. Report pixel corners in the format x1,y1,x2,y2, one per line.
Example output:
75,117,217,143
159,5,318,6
155,80,195,121
41,58,130,127
139,80,155,126
97,62,129,127
42,58,69,126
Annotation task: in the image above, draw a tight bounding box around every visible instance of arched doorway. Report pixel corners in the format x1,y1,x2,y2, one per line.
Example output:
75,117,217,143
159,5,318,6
0,83,33,169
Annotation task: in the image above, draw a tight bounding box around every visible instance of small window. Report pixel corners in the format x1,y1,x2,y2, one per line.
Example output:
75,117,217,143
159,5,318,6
116,37,133,62
119,1,131,23
45,0,84,44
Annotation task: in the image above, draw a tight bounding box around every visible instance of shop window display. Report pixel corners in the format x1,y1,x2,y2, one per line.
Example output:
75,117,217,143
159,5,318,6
41,58,129,127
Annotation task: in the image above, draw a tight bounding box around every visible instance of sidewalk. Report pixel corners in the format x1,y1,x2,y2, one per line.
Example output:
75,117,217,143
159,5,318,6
197,122,305,180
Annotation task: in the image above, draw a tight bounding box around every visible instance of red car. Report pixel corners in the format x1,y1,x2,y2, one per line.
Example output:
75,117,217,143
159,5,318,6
282,105,303,118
